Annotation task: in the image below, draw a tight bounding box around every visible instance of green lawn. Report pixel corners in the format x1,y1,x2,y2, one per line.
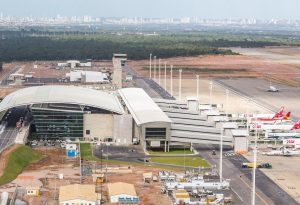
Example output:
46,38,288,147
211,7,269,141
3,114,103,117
0,145,44,185
149,148,194,155
150,157,210,168
80,143,98,161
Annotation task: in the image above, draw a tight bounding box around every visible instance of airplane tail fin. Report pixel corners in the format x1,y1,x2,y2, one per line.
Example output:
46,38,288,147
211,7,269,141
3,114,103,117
273,106,284,119
283,112,291,120
291,120,300,130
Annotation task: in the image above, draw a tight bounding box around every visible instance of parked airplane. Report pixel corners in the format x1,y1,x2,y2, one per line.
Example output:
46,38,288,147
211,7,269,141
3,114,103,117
250,106,285,122
263,148,300,156
254,120,300,131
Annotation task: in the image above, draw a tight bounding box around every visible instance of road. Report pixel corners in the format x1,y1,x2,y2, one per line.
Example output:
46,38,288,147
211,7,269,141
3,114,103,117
0,107,27,152
0,65,21,86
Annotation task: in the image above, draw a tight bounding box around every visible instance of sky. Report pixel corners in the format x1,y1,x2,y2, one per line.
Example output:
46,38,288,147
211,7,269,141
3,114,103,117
1,0,300,20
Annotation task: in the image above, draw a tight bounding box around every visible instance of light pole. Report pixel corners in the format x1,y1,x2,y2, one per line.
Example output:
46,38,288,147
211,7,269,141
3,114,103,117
170,65,173,97
220,126,223,183
252,117,258,205
149,53,152,79
246,100,250,133
164,62,167,91
209,81,213,106
196,75,199,100
154,56,157,82
179,69,182,100
158,58,161,85
226,89,229,117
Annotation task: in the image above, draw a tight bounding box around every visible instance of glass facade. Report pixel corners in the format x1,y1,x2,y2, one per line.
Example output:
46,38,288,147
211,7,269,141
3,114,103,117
145,128,166,140
31,107,84,139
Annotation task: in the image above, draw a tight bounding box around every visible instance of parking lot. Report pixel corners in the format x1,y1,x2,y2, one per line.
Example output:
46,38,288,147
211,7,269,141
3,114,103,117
93,144,146,163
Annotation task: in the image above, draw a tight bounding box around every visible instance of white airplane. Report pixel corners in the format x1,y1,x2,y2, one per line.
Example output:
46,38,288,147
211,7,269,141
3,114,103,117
268,85,279,92
267,81,279,92
263,148,300,156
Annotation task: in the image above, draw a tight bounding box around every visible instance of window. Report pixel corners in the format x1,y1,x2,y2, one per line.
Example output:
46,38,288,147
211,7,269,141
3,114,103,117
145,128,166,139
86,130,90,135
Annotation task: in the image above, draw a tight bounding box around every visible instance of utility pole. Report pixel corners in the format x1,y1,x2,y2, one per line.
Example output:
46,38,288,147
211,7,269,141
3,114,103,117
196,75,199,100
164,62,167,91
154,56,157,82
158,58,161,85
149,53,152,79
170,65,173,97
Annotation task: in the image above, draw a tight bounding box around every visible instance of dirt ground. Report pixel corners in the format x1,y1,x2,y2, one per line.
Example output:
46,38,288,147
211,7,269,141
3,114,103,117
107,167,171,205
129,47,300,86
0,146,172,205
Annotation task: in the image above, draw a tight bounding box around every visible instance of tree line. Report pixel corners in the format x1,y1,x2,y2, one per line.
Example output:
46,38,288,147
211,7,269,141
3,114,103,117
0,32,281,62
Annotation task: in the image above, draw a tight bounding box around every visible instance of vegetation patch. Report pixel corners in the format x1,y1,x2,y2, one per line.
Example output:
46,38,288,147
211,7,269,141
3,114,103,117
149,148,194,155
0,146,43,185
150,156,210,168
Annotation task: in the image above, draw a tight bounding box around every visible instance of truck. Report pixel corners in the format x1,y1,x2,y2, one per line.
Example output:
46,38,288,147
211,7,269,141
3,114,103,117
241,162,272,169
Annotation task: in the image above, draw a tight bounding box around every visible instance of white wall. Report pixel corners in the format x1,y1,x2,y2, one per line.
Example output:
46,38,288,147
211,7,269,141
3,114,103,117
60,199,96,205
84,114,114,141
110,194,138,203
113,114,132,144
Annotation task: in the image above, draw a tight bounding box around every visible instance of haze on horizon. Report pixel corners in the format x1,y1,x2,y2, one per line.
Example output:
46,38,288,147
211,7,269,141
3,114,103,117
1,0,300,20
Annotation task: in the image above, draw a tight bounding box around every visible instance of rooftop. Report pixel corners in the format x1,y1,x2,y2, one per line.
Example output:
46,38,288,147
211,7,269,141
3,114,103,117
59,184,98,202
107,182,137,197
119,88,172,125
0,85,124,114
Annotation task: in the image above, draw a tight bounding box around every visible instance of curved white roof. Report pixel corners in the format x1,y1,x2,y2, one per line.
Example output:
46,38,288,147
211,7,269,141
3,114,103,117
0,86,124,114
118,88,172,125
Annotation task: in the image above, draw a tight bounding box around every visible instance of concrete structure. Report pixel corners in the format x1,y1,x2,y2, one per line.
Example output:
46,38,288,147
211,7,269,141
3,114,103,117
232,129,249,153
112,67,122,88
66,71,109,83
112,54,127,68
119,88,172,151
59,184,99,205
58,60,91,69
107,182,138,204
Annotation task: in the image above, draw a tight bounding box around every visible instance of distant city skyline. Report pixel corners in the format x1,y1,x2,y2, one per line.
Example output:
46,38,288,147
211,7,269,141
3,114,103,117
1,0,300,20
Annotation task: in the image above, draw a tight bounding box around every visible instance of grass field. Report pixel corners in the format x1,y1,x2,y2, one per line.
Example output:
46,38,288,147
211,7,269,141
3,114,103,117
150,156,210,168
80,143,98,161
149,148,194,155
0,146,43,185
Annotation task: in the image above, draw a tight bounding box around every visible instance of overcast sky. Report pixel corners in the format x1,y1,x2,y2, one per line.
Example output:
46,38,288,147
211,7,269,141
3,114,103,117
1,0,300,20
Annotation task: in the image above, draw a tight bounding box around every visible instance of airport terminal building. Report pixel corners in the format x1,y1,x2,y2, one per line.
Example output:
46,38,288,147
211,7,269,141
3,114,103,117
0,86,174,150
0,85,242,152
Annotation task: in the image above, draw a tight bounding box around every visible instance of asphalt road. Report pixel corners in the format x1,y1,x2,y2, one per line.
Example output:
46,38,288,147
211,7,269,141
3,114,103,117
0,107,28,151
124,65,174,99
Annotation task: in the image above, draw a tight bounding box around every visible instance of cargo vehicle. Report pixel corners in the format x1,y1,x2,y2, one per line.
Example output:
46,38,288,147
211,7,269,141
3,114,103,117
241,162,272,169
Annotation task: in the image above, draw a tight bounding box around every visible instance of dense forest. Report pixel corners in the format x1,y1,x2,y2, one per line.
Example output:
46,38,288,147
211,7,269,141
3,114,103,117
0,30,283,61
